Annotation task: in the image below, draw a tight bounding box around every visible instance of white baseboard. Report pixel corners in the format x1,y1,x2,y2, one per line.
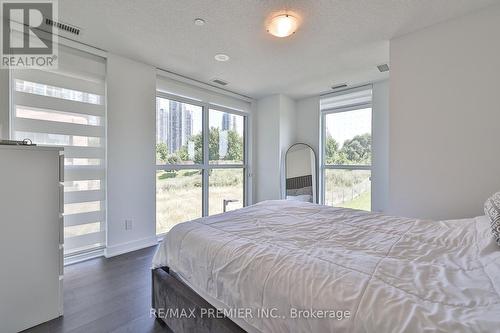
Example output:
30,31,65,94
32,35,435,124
104,236,158,258
65,247,105,266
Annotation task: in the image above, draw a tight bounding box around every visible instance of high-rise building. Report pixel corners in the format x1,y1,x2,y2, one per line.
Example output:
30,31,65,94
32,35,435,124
156,100,194,154
222,112,237,132
222,112,230,131
182,109,192,147
167,101,182,153
157,107,168,144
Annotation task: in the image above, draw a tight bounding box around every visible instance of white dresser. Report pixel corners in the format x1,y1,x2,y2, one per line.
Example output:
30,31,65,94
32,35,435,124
0,145,64,333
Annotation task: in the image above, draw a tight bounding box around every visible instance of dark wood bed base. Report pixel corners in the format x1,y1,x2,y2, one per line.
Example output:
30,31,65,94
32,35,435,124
152,267,246,333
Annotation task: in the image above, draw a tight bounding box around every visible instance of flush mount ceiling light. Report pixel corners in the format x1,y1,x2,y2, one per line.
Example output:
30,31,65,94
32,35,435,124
267,14,299,37
214,53,230,62
194,18,205,26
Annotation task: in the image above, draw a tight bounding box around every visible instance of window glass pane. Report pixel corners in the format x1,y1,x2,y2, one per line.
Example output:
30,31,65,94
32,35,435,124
156,169,202,234
325,169,371,211
209,109,244,165
156,97,203,165
209,168,244,215
324,108,371,166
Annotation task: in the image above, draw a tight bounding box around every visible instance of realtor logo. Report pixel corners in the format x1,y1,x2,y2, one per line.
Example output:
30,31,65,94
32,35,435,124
1,0,58,68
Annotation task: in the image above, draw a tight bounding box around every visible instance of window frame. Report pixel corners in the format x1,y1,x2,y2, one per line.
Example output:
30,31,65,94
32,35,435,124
319,86,373,208
155,91,249,235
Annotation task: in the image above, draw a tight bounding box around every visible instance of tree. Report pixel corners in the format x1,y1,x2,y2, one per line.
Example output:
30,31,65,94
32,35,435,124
163,127,244,164
325,135,340,164
175,134,203,164
156,142,168,162
208,127,220,161
166,154,181,164
340,133,371,164
226,130,243,161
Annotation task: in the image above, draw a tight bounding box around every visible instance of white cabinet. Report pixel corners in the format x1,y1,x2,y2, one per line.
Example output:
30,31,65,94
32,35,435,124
0,145,63,333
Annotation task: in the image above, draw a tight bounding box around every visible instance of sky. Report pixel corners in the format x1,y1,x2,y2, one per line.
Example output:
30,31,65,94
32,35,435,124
325,108,371,147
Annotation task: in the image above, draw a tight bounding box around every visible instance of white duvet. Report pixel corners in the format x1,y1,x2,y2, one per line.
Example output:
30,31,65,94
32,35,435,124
153,200,500,333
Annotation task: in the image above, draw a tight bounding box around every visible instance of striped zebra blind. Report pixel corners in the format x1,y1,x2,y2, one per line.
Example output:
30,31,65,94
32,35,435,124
10,44,106,256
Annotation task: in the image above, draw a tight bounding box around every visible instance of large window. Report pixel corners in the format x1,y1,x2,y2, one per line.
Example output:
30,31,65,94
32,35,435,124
156,94,247,235
320,86,372,211
10,44,107,256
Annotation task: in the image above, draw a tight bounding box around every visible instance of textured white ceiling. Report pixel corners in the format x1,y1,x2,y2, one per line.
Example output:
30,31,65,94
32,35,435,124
60,0,499,99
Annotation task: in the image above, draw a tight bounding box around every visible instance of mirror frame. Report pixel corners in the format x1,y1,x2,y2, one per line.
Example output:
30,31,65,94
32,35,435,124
282,143,318,203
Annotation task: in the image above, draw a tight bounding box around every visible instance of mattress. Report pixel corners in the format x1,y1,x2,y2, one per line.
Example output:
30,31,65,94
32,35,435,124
153,200,500,333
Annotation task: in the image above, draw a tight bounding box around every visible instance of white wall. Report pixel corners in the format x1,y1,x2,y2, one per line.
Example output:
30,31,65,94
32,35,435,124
254,94,297,202
388,5,500,220
295,96,320,201
255,95,281,202
296,96,320,154
105,53,157,257
279,95,297,152
371,80,389,212
279,95,297,196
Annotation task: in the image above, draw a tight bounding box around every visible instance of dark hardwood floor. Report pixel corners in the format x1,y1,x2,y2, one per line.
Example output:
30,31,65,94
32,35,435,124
22,246,171,333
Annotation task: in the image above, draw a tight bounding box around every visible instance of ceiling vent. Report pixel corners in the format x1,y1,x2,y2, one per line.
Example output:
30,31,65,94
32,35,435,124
331,83,348,91
377,64,390,72
211,78,228,86
45,18,81,36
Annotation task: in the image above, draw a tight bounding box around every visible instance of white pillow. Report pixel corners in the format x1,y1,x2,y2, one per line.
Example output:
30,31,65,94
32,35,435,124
484,191,500,247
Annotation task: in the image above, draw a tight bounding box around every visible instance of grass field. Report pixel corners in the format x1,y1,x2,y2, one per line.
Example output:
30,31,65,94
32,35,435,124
339,190,371,210
324,169,371,211
156,169,243,234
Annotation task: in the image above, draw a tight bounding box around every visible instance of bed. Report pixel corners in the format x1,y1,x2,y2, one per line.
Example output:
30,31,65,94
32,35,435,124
285,175,313,202
152,200,500,332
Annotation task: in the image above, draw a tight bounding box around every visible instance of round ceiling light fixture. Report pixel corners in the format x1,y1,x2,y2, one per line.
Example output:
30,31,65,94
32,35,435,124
214,53,230,62
194,18,205,26
267,14,299,37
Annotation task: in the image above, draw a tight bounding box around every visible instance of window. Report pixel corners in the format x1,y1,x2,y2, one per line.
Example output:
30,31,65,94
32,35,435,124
156,94,247,235
10,44,106,256
320,86,372,211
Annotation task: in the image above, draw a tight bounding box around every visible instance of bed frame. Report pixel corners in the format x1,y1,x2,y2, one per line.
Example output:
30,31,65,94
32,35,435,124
152,267,246,333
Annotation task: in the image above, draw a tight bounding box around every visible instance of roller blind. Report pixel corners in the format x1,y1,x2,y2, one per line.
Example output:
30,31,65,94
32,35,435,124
156,72,252,113
320,86,372,112
10,44,106,256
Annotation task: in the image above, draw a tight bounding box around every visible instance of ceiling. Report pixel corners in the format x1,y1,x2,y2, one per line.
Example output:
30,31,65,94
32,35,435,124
59,0,499,99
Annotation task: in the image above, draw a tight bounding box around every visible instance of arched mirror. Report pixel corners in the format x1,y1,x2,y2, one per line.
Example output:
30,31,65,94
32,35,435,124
283,143,317,203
